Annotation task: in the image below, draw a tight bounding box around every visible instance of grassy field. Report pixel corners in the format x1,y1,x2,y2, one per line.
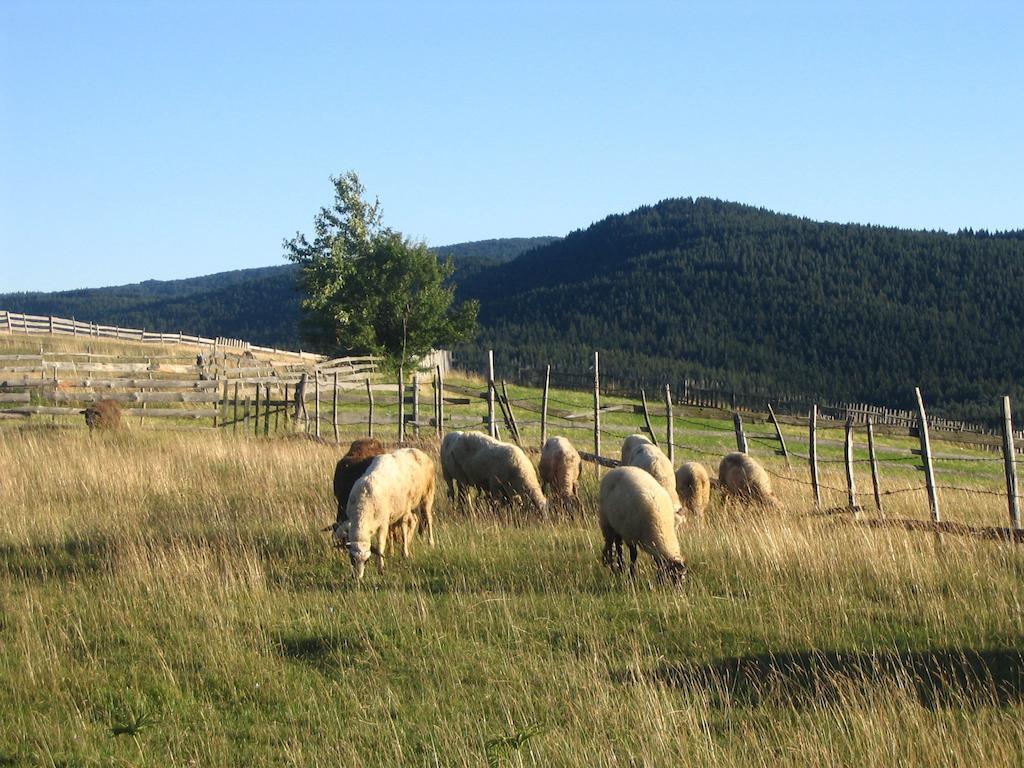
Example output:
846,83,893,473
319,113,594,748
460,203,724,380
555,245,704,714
1,424,1022,767
2,333,1023,765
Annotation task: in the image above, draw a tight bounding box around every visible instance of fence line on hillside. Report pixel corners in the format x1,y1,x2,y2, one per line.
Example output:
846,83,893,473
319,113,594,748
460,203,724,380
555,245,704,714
505,364,1003,440
0,309,322,361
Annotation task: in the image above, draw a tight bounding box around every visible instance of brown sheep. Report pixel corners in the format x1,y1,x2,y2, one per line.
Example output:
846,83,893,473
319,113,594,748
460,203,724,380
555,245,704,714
329,437,386,534
83,399,122,433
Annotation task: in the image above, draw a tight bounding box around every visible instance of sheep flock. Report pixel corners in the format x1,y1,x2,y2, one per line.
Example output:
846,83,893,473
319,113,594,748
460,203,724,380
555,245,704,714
329,429,779,582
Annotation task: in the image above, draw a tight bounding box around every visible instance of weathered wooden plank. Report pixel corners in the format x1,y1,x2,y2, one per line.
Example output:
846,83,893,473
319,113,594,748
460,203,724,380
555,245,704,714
1001,395,1020,529
0,405,217,418
49,391,220,404
915,387,941,523
0,392,30,402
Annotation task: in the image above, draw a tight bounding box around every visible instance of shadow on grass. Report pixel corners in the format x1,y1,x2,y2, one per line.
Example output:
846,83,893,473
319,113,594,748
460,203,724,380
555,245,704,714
271,629,367,671
0,534,114,580
618,648,1024,709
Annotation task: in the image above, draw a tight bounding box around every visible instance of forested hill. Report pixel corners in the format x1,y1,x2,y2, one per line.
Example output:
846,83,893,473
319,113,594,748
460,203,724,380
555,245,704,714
456,198,1024,421
0,237,557,350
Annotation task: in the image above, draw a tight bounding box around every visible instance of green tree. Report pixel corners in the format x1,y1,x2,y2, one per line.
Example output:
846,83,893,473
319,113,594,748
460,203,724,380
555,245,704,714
284,172,478,368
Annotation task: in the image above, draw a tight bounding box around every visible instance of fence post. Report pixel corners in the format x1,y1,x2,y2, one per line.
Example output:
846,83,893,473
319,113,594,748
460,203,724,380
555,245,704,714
593,351,601,471
809,405,822,508
314,373,321,438
436,365,444,439
914,387,940,522
254,385,261,436
487,350,497,438
412,373,420,438
232,383,239,434
274,384,281,433
500,380,521,446
263,384,271,437
432,371,440,437
219,380,229,428
664,384,674,464
844,416,858,512
540,364,550,449
866,416,882,513
767,403,790,465
640,388,659,447
1001,395,1020,529
283,383,290,427
733,412,748,454
48,315,54,334
332,372,339,443
366,378,374,438
244,395,250,429
398,366,405,444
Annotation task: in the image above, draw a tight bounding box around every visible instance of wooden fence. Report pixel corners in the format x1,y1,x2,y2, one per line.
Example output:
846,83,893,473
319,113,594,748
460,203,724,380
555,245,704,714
0,309,322,361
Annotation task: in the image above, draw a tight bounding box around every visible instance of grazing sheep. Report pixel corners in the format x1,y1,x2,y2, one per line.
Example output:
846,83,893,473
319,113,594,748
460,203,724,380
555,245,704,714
83,399,122,433
338,447,436,579
328,437,387,535
599,466,687,583
718,452,777,508
441,431,547,513
675,461,711,519
539,436,582,508
620,433,654,465
620,435,682,512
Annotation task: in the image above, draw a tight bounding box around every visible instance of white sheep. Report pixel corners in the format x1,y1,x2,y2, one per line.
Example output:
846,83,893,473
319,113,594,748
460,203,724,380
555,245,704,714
675,461,711,520
620,433,654,465
338,447,436,579
599,466,687,582
718,452,778,508
620,435,682,512
441,431,547,513
538,436,582,509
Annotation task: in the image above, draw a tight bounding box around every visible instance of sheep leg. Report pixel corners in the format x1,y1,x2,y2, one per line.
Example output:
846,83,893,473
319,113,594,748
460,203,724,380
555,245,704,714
628,544,638,577
373,529,388,574
400,517,413,558
599,517,617,570
420,486,435,547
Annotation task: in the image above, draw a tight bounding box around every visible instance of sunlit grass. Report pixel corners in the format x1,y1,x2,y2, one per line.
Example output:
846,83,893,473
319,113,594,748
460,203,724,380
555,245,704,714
0,426,1022,766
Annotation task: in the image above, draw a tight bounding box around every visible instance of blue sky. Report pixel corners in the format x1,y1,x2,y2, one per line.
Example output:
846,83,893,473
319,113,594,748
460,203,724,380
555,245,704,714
1,1,1021,292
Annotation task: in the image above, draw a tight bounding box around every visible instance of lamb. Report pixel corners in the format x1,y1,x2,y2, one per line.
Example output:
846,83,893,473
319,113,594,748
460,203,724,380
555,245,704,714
338,447,436,579
441,431,547,513
538,436,582,509
620,434,682,512
675,461,711,519
718,452,778,508
599,466,687,583
328,437,387,535
83,399,122,433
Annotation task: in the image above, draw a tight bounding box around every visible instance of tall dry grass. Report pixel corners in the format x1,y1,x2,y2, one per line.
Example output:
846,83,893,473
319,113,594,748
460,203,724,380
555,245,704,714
0,423,1022,766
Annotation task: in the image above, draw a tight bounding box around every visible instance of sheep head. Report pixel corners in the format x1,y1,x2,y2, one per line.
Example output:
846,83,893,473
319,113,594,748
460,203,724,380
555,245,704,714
347,542,370,580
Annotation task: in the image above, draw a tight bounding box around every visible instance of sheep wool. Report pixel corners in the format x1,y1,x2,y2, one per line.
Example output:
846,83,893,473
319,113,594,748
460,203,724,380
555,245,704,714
718,452,776,507
675,461,711,519
621,437,682,512
340,447,436,579
441,431,547,513
599,466,687,582
539,436,582,505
